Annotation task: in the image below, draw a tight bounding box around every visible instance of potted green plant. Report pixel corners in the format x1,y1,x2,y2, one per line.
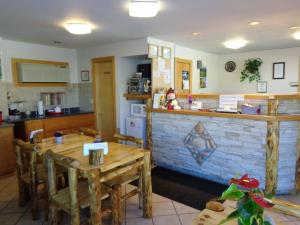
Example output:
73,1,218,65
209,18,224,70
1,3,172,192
219,174,274,225
240,58,263,82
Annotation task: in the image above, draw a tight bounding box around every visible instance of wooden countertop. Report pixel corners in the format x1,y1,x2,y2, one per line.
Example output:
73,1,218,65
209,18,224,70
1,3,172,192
147,108,300,121
176,93,300,100
0,122,14,128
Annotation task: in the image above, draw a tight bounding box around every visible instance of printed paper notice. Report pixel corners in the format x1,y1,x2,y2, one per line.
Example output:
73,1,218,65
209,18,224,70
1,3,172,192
158,59,165,71
163,69,171,84
219,95,244,109
153,70,159,77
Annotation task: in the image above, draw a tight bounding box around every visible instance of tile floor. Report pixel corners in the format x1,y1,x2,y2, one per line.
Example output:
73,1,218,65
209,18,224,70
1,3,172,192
0,174,299,225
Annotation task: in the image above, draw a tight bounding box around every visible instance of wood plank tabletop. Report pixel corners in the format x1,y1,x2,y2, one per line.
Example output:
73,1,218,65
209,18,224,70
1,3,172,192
191,201,284,225
37,133,95,155
63,142,145,172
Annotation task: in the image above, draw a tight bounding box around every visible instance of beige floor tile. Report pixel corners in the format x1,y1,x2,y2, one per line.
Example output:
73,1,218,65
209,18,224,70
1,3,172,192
0,175,16,184
153,201,176,217
2,181,19,192
0,191,17,202
0,213,23,225
152,193,172,203
173,201,200,214
126,203,143,218
179,213,199,225
0,183,8,191
16,210,46,225
2,199,29,213
0,201,9,211
126,217,153,225
153,215,181,225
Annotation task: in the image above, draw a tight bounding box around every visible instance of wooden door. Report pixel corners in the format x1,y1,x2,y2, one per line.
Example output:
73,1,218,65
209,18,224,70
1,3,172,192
92,57,116,141
175,58,192,93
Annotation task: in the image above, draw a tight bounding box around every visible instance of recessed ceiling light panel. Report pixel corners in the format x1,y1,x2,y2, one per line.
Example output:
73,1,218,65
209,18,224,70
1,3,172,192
64,23,92,35
289,26,300,30
249,21,259,26
224,39,248,49
293,31,300,40
129,0,159,18
191,32,200,36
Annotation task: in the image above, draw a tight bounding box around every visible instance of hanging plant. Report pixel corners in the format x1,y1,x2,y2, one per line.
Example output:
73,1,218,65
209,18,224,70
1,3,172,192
240,58,263,83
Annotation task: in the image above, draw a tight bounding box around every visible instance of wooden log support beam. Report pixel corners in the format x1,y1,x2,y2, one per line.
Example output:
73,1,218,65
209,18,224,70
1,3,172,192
121,188,141,201
268,99,279,115
142,151,152,218
69,167,80,225
100,160,143,183
87,169,102,225
111,184,122,225
146,98,153,161
265,121,280,195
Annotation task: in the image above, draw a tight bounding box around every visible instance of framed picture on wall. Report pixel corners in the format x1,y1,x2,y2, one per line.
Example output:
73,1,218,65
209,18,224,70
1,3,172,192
257,81,267,93
273,62,285,79
162,46,171,59
81,70,90,81
148,44,159,58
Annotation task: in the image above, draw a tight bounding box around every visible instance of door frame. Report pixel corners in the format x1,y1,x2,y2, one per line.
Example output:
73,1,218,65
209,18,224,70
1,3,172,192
91,56,117,136
174,57,193,93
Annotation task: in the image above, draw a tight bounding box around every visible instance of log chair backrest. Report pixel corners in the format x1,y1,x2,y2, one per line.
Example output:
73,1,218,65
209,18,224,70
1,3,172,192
14,139,40,184
79,127,101,139
113,134,143,148
45,150,80,209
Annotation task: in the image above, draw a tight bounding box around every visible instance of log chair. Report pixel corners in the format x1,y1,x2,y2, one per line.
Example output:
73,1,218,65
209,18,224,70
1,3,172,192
45,150,119,225
79,127,101,140
14,139,46,220
105,134,144,212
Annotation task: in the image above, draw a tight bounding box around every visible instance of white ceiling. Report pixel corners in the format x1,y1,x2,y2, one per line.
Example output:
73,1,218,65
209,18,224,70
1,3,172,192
0,0,300,54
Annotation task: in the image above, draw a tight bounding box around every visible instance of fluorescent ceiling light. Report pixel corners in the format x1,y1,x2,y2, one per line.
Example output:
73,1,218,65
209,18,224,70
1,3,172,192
224,39,248,49
191,32,200,36
293,31,300,40
64,23,92,35
129,0,159,18
249,21,259,26
289,26,300,30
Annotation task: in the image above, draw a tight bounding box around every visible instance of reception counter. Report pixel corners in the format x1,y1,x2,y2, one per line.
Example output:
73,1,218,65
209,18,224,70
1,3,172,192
145,94,300,195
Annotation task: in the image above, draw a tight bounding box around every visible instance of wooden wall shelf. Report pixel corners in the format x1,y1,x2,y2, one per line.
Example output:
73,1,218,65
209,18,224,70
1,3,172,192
124,94,151,100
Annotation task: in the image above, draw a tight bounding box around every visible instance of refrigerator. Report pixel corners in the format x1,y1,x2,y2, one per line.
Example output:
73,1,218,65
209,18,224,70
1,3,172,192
125,116,146,148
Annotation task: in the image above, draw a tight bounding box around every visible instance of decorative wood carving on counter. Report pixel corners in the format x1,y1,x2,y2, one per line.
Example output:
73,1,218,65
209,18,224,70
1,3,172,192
184,122,217,165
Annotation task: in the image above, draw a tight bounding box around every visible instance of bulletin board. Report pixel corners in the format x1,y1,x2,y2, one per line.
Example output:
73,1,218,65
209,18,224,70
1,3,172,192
151,58,171,94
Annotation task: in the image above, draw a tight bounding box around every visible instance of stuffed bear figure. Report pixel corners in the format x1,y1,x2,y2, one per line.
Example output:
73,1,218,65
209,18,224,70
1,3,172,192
165,88,181,110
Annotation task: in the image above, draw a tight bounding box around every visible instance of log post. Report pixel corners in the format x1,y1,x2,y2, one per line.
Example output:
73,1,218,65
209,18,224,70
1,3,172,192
111,184,122,225
268,99,279,115
146,98,153,161
69,167,79,225
87,169,102,225
265,120,279,195
142,151,152,218
29,150,39,220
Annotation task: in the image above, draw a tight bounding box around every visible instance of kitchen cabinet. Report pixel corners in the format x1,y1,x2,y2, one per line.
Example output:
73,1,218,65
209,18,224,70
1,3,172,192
23,113,95,140
0,124,16,176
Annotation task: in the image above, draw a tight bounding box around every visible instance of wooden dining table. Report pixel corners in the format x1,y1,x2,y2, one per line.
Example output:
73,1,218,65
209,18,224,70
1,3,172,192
36,133,152,225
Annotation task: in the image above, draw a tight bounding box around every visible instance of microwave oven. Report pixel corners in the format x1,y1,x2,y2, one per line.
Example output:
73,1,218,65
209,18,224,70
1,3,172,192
131,104,146,117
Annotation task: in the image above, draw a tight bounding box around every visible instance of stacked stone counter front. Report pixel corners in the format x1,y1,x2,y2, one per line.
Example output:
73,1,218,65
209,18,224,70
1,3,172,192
150,109,299,194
